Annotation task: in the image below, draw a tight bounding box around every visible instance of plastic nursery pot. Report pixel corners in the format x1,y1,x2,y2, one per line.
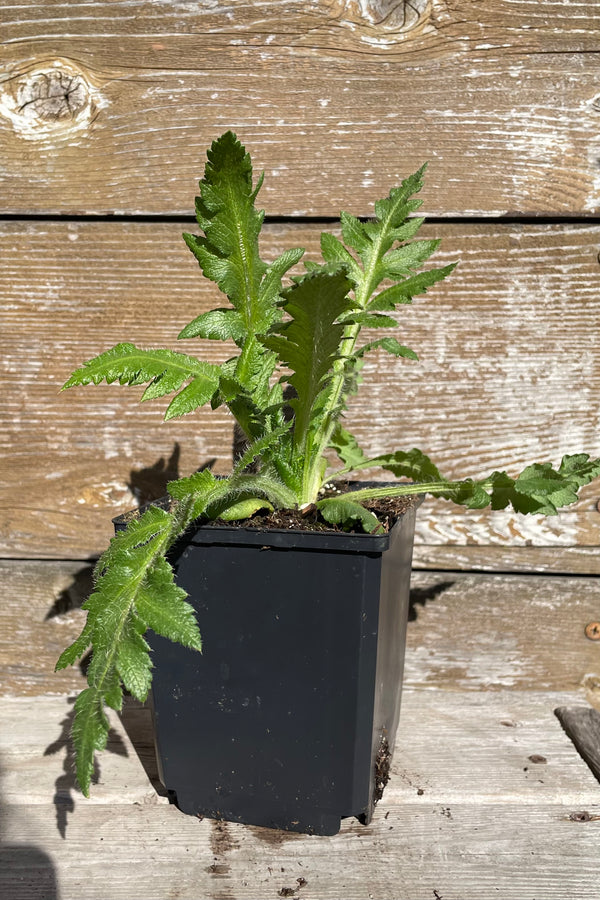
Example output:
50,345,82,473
115,490,421,836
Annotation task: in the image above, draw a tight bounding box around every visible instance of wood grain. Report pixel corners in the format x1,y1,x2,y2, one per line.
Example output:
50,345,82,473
1,1,600,215
3,561,600,700
406,571,600,696
2,220,600,561
3,558,600,898
2,693,600,899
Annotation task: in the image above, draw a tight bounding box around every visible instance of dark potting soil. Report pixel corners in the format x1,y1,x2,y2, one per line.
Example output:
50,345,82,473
373,735,392,805
123,485,419,535
220,491,419,535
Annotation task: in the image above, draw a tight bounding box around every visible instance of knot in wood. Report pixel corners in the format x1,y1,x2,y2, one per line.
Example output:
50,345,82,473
0,61,100,141
16,69,89,123
340,0,430,32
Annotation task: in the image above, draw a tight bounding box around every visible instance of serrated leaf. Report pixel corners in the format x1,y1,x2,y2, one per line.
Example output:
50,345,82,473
380,239,441,277
262,268,353,449
72,688,110,797
55,623,92,671
168,468,218,507
258,247,305,305
369,264,457,311
329,425,368,469
116,616,153,701
177,309,246,343
355,338,418,360
317,497,383,533
164,376,218,420
320,232,361,280
136,562,202,651
233,425,291,474
370,448,445,482
63,343,218,391
340,210,370,253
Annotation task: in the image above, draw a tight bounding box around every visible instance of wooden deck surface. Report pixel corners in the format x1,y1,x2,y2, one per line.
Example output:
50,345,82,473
2,562,599,899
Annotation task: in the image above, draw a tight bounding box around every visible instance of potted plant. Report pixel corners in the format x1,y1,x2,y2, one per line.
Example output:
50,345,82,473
57,131,600,835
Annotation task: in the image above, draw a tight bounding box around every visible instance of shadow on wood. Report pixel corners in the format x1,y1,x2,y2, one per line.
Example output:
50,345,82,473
554,705,600,784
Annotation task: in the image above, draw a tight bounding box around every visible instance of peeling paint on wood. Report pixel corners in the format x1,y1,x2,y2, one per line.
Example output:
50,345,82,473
1,1,600,214
2,220,600,560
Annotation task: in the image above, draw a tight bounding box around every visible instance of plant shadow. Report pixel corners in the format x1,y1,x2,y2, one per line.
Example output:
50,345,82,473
44,698,128,839
128,442,182,506
408,579,456,621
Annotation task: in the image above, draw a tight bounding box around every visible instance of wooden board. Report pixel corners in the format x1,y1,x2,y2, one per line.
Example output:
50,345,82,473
2,221,600,562
1,1,600,215
2,693,600,900
2,559,600,898
3,561,600,703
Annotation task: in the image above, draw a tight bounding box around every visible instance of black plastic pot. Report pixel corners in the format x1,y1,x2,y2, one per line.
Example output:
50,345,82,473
116,493,420,836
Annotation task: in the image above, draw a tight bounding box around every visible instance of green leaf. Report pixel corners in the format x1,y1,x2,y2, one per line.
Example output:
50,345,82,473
58,500,202,797
339,211,370,253
233,425,291,474
380,239,441,276
369,448,445,482
320,232,362,280
177,309,246,343
55,623,92,671
116,616,153,701
369,265,457,311
339,312,398,329
262,268,354,450
63,343,217,391
488,454,600,515
354,338,418,360
217,496,274,520
71,688,110,798
317,497,383,533
136,559,202,650
329,425,368,469
62,343,220,420
164,376,218,420
183,131,296,396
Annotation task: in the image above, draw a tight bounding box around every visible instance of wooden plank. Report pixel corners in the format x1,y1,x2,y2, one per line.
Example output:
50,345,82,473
406,572,600,697
4,801,600,900
2,692,600,899
2,221,600,561
4,691,597,807
3,561,600,700
1,2,600,215
412,544,600,575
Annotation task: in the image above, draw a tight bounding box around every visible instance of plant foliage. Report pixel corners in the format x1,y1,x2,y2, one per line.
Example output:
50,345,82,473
60,131,600,795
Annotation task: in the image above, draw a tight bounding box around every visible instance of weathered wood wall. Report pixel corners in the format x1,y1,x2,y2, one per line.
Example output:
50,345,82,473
2,0,600,570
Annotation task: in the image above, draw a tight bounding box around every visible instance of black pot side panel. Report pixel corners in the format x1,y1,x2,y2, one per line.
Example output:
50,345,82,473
147,511,416,835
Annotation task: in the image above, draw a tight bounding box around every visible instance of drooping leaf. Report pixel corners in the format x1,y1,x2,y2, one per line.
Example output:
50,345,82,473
317,496,383,533
55,502,202,796
136,558,203,650
71,689,110,798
